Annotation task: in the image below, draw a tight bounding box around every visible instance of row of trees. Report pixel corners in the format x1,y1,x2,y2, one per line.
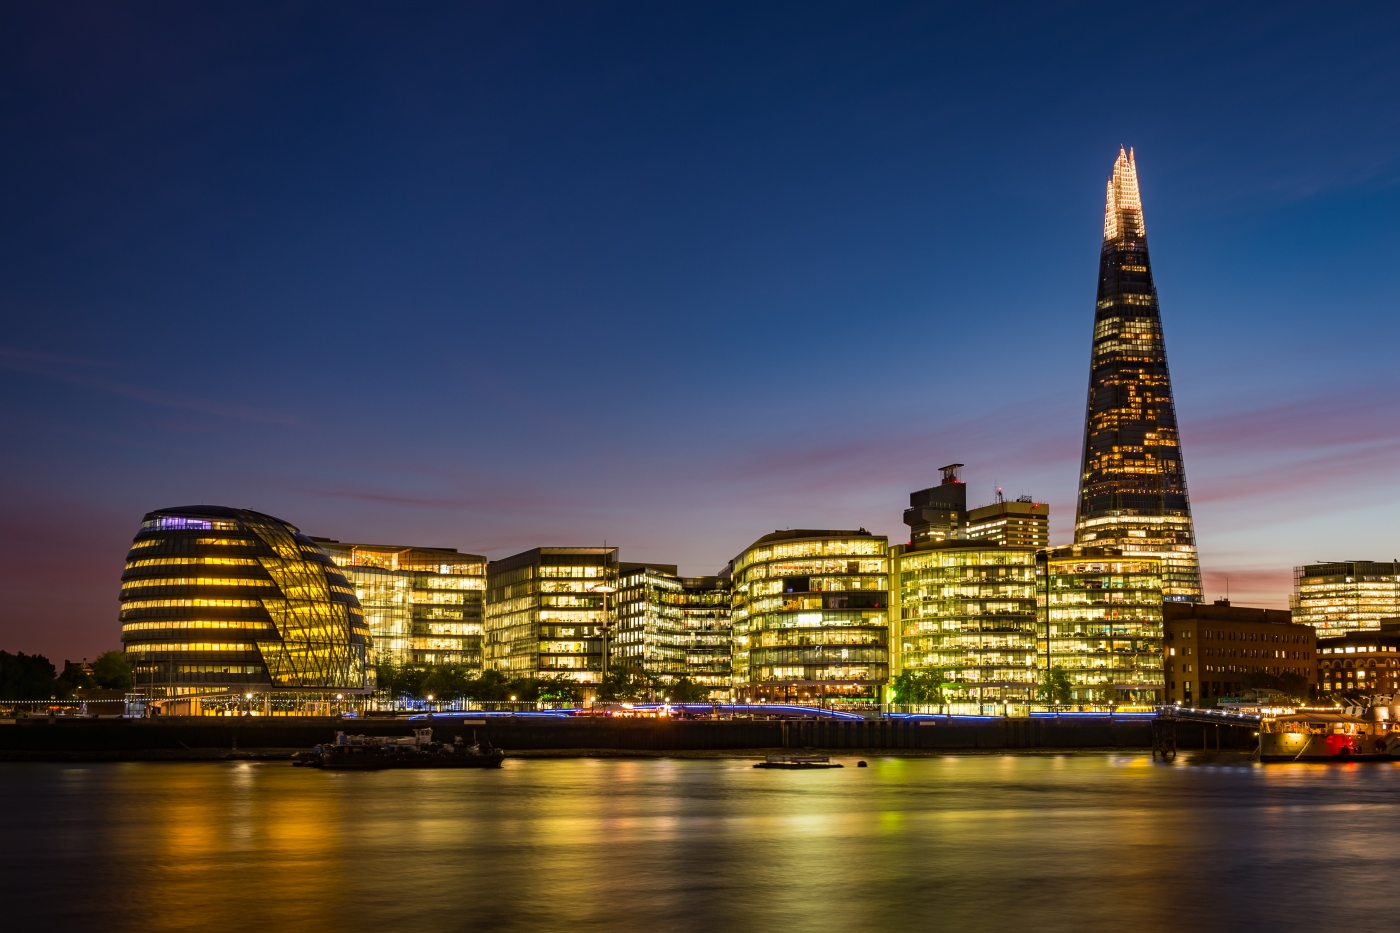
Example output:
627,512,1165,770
0,650,133,701
373,661,711,703
892,665,1317,706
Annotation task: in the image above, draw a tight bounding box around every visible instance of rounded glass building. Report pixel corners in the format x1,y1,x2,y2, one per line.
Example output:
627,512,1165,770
731,529,889,704
120,506,370,697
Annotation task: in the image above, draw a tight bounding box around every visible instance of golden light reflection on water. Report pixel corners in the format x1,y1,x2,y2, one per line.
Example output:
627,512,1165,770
6,754,1400,933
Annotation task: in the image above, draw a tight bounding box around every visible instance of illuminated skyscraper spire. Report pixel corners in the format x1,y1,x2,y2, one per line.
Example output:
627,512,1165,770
1074,148,1202,602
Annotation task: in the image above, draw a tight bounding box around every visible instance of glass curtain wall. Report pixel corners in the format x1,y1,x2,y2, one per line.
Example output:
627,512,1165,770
1040,546,1165,703
120,506,369,696
731,530,889,704
485,548,619,683
897,543,1039,702
1292,562,1400,636
1073,148,1202,601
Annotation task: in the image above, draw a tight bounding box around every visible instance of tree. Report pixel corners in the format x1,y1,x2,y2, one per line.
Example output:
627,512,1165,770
890,669,944,705
665,677,707,703
0,651,59,700
91,650,134,691
1038,666,1073,704
1243,670,1310,703
599,663,654,701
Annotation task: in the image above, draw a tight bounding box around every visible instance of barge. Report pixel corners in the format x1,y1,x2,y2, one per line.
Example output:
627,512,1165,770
1259,711,1400,762
294,728,505,770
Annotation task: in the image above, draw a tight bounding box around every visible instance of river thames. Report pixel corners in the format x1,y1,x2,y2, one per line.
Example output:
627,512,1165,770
3,753,1397,932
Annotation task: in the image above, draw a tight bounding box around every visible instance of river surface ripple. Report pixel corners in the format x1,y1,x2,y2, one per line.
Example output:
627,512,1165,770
2,753,1397,932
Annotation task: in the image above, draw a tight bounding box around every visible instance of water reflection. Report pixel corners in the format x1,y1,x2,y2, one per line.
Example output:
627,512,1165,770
4,754,1399,932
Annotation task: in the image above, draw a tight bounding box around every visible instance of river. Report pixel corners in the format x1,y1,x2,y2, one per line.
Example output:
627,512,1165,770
2,753,1397,932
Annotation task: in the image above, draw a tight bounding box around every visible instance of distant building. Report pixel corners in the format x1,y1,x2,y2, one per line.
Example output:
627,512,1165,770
120,506,369,697
965,497,1049,550
677,574,734,697
1317,625,1400,699
484,547,618,683
896,540,1039,703
614,563,733,696
313,540,487,669
1072,148,1202,602
730,529,889,704
1038,545,1164,704
1162,601,1316,705
903,463,1048,550
904,464,967,546
1292,561,1400,637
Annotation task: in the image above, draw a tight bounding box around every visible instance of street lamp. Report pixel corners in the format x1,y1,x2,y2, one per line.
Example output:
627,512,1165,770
590,583,618,684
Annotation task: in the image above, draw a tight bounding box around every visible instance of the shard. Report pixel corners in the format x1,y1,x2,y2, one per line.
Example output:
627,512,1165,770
1073,148,1202,602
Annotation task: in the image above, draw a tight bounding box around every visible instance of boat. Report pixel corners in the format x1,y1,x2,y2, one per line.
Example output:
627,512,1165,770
295,728,505,770
754,754,843,769
1259,711,1400,762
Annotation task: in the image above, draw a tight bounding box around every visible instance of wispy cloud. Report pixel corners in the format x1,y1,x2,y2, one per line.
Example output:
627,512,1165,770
0,345,302,426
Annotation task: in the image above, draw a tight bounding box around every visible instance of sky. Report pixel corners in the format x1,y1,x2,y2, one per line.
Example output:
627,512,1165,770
2,1,1399,662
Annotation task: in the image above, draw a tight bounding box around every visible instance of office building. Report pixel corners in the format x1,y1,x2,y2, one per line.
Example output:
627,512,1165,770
484,547,618,683
730,529,889,703
1318,626,1400,698
904,464,1048,550
1072,148,1202,602
314,540,487,669
1292,561,1400,637
120,506,369,696
1039,545,1164,704
965,496,1049,550
1162,601,1316,705
904,464,968,546
896,541,1039,703
614,563,734,696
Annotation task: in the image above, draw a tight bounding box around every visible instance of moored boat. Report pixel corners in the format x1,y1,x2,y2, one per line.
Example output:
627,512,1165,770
1259,711,1400,762
754,754,843,769
296,728,505,770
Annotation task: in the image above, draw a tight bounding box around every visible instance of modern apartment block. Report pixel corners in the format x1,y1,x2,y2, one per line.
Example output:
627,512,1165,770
730,529,889,704
1039,545,1165,704
314,539,487,669
484,547,618,682
1162,601,1315,705
1072,148,1202,602
1292,561,1400,637
895,540,1040,703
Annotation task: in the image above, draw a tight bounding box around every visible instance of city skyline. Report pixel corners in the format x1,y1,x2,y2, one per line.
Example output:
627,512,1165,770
3,3,1400,662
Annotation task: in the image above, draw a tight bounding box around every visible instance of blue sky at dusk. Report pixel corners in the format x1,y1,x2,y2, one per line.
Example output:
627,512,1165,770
2,2,1398,661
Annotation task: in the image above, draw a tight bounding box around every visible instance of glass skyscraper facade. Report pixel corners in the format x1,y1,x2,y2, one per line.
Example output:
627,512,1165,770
1039,545,1164,703
1292,561,1400,636
484,547,618,682
1073,148,1202,602
314,540,487,669
730,530,889,703
120,506,370,696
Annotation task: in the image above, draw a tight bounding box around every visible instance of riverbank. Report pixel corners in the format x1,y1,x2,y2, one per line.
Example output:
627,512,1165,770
0,713,1256,761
